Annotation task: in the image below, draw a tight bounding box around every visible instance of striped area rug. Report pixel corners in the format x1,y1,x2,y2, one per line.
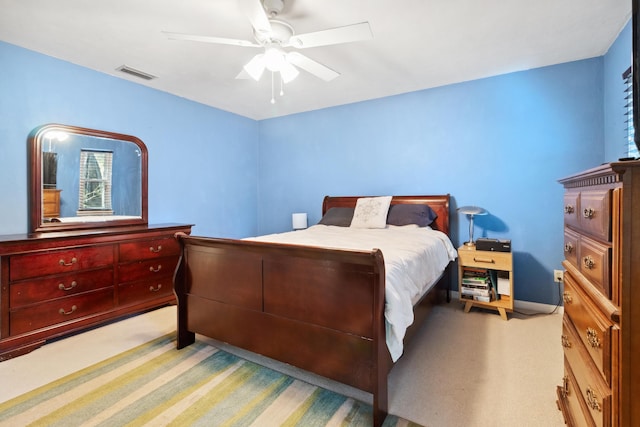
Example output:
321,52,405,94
0,334,422,427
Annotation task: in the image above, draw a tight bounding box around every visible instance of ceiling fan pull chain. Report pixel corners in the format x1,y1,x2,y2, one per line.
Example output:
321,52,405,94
271,71,276,104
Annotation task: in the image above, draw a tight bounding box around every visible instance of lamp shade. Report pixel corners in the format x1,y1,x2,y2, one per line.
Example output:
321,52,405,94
243,54,266,81
279,61,299,83
457,206,487,216
292,213,308,230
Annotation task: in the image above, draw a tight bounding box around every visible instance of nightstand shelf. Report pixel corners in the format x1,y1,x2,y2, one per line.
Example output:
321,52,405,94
457,246,514,320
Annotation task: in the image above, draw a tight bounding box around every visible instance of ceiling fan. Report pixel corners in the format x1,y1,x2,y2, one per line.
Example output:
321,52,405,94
163,0,372,96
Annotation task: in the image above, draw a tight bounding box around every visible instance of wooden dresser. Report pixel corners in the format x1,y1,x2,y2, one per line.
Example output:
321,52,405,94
557,161,640,427
0,223,192,361
42,188,61,218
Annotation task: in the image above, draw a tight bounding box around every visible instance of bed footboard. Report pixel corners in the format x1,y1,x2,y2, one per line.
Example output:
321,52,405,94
173,233,390,425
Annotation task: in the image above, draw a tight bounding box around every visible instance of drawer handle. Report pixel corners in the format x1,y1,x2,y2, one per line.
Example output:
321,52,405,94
583,256,595,270
149,245,163,253
586,327,601,349
149,265,162,273
583,207,595,219
59,257,78,266
561,334,571,348
59,305,77,316
563,243,574,254
563,291,572,304
560,375,569,398
473,257,495,264
149,284,162,292
58,281,78,291
586,387,602,412
564,205,574,214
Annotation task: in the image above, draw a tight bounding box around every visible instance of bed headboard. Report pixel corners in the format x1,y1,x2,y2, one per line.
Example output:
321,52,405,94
322,195,450,235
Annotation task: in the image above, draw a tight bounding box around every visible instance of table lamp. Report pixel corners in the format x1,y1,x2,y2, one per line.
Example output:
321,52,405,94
292,213,308,230
457,206,488,249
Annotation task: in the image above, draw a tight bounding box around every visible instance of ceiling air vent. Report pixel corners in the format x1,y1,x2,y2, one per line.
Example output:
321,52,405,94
116,65,156,81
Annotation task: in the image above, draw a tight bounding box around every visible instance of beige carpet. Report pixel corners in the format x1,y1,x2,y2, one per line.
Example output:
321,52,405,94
0,302,566,427
387,303,566,426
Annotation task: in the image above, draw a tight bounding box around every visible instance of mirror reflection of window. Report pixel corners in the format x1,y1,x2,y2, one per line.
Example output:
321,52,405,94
78,150,113,215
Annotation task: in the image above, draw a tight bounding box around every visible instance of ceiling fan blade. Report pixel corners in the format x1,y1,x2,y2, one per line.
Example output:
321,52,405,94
238,0,272,35
163,31,259,47
287,22,372,49
286,52,339,82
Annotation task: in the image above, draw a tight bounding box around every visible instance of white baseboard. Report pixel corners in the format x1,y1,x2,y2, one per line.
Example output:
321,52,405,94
514,298,563,314
450,291,563,314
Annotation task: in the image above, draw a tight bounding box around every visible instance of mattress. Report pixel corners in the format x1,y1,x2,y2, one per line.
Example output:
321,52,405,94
247,224,457,361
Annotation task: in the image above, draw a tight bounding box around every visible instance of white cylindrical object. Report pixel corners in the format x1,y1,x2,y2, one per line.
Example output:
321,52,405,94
292,213,308,230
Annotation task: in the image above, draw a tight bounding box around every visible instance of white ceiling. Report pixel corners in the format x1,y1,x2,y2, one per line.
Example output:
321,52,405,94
0,0,631,120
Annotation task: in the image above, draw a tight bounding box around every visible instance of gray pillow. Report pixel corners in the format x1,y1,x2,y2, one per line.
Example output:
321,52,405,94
387,204,437,227
318,207,355,227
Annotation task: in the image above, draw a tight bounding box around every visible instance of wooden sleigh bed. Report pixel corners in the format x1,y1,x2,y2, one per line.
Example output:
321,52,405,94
173,195,454,426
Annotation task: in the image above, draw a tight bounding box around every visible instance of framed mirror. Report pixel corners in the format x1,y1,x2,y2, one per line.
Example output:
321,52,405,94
29,124,148,233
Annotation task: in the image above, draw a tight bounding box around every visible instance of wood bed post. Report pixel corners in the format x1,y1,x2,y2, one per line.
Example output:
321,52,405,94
173,232,195,349
372,249,389,427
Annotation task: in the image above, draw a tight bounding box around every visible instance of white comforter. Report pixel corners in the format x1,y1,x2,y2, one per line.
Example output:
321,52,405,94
247,224,457,361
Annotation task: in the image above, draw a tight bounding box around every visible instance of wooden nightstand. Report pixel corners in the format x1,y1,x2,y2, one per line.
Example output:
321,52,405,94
457,246,513,320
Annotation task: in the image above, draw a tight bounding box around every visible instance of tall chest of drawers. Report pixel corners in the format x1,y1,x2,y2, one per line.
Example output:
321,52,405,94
0,223,192,361
557,161,640,427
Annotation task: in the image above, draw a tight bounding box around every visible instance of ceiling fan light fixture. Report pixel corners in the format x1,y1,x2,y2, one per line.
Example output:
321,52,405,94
280,61,299,83
243,54,266,81
43,131,69,142
264,45,287,72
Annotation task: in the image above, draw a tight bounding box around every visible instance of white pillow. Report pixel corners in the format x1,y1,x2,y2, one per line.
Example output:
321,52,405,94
350,196,393,229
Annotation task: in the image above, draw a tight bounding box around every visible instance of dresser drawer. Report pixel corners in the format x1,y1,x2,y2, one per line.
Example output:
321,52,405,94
9,245,114,281
117,277,175,306
119,237,181,262
456,249,512,271
563,315,611,388
118,256,179,283
564,228,579,268
10,268,113,308
564,190,581,230
42,188,61,218
559,358,596,427
565,335,612,427
563,275,614,385
578,190,611,242
9,288,114,336
578,236,611,299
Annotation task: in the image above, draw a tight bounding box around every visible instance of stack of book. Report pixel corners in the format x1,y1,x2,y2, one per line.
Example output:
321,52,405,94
461,267,495,302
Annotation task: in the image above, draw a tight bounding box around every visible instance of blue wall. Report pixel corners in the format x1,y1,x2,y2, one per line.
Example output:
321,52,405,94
255,21,631,306
0,41,258,238
0,18,631,305
257,60,604,305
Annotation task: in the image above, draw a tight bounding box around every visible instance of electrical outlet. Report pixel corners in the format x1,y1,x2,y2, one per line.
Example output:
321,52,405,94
554,269,564,283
